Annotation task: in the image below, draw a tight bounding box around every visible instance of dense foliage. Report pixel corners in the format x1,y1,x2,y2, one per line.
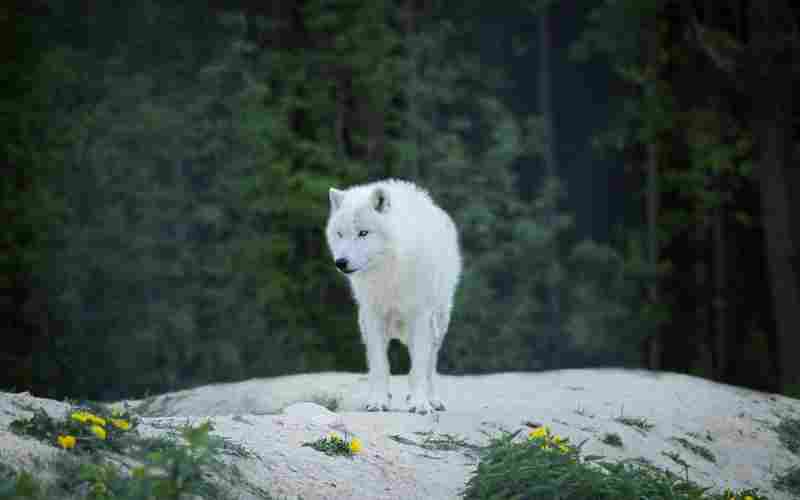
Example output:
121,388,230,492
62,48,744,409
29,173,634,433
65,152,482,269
0,0,653,400
4,0,798,400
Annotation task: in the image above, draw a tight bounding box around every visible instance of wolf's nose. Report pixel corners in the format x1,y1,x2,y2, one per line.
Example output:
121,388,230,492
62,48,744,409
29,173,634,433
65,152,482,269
335,258,349,271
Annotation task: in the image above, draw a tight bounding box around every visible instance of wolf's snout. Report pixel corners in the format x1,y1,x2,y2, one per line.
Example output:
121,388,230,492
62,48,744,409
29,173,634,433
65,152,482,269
335,258,349,272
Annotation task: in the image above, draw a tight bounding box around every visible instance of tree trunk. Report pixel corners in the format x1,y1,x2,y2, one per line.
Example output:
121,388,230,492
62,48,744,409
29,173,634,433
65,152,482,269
538,6,561,343
694,221,711,376
401,0,425,180
756,111,800,395
712,187,728,381
749,1,800,395
538,10,557,180
645,142,661,370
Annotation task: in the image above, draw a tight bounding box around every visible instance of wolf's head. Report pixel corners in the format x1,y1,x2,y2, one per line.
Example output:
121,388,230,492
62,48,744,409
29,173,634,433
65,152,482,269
325,185,393,276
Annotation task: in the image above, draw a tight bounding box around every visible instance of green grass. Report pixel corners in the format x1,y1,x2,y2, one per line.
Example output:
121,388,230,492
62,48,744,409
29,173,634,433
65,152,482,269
388,431,482,458
774,466,800,494
775,416,800,455
686,431,714,443
600,432,623,448
773,415,800,498
670,436,716,463
614,415,655,434
463,427,771,500
661,449,690,470
412,431,479,452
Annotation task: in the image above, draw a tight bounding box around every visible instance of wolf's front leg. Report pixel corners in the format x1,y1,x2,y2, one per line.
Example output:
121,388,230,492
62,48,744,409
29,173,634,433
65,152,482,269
360,310,391,411
427,341,446,411
407,312,436,415
427,309,448,411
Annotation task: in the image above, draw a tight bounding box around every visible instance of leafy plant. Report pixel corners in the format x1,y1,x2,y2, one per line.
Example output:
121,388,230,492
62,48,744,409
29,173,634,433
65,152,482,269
302,432,362,458
775,416,800,455
10,404,137,454
5,404,240,500
463,425,770,500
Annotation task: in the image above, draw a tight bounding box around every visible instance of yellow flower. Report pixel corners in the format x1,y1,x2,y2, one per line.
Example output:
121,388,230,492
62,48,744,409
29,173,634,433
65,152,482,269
527,426,548,440
87,414,106,427
349,438,363,454
327,432,342,442
91,425,107,440
71,411,90,423
111,418,131,430
71,411,106,426
744,497,754,500
57,435,76,449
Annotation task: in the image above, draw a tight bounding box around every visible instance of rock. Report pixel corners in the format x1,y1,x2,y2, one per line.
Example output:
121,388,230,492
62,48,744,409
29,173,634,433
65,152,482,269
282,402,343,428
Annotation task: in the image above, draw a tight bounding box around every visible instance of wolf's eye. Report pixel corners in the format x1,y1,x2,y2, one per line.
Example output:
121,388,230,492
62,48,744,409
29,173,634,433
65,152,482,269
358,230,369,238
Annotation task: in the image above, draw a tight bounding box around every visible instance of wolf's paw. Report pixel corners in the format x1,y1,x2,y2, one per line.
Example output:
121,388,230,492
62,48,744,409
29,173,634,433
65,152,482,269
364,392,391,412
429,398,446,411
407,396,434,415
405,394,445,413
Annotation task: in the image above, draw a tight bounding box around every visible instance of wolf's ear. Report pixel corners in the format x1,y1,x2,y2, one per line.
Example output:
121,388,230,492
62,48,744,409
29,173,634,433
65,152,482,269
370,187,390,213
329,188,345,211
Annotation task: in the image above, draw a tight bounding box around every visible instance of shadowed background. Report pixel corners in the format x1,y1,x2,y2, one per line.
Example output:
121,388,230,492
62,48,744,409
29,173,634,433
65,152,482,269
2,0,798,401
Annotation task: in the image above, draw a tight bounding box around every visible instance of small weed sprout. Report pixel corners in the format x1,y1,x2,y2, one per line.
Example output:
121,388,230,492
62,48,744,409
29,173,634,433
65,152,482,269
600,432,623,448
670,436,716,463
614,415,655,434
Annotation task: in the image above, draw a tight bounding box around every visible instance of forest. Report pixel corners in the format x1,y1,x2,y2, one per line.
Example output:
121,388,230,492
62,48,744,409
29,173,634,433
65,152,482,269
2,0,798,402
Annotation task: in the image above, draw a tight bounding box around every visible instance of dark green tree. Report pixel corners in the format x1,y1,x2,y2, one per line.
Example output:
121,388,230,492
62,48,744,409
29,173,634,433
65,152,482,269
7,0,660,399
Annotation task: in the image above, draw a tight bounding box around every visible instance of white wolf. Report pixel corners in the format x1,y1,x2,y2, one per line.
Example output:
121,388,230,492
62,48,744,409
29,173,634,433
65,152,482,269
326,179,461,414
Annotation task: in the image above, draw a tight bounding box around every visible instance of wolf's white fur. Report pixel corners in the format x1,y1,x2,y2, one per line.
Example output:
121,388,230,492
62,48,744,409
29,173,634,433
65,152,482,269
325,179,461,414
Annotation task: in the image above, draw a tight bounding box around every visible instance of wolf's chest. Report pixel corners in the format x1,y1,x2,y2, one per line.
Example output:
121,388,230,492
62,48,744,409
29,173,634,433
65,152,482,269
352,272,412,311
